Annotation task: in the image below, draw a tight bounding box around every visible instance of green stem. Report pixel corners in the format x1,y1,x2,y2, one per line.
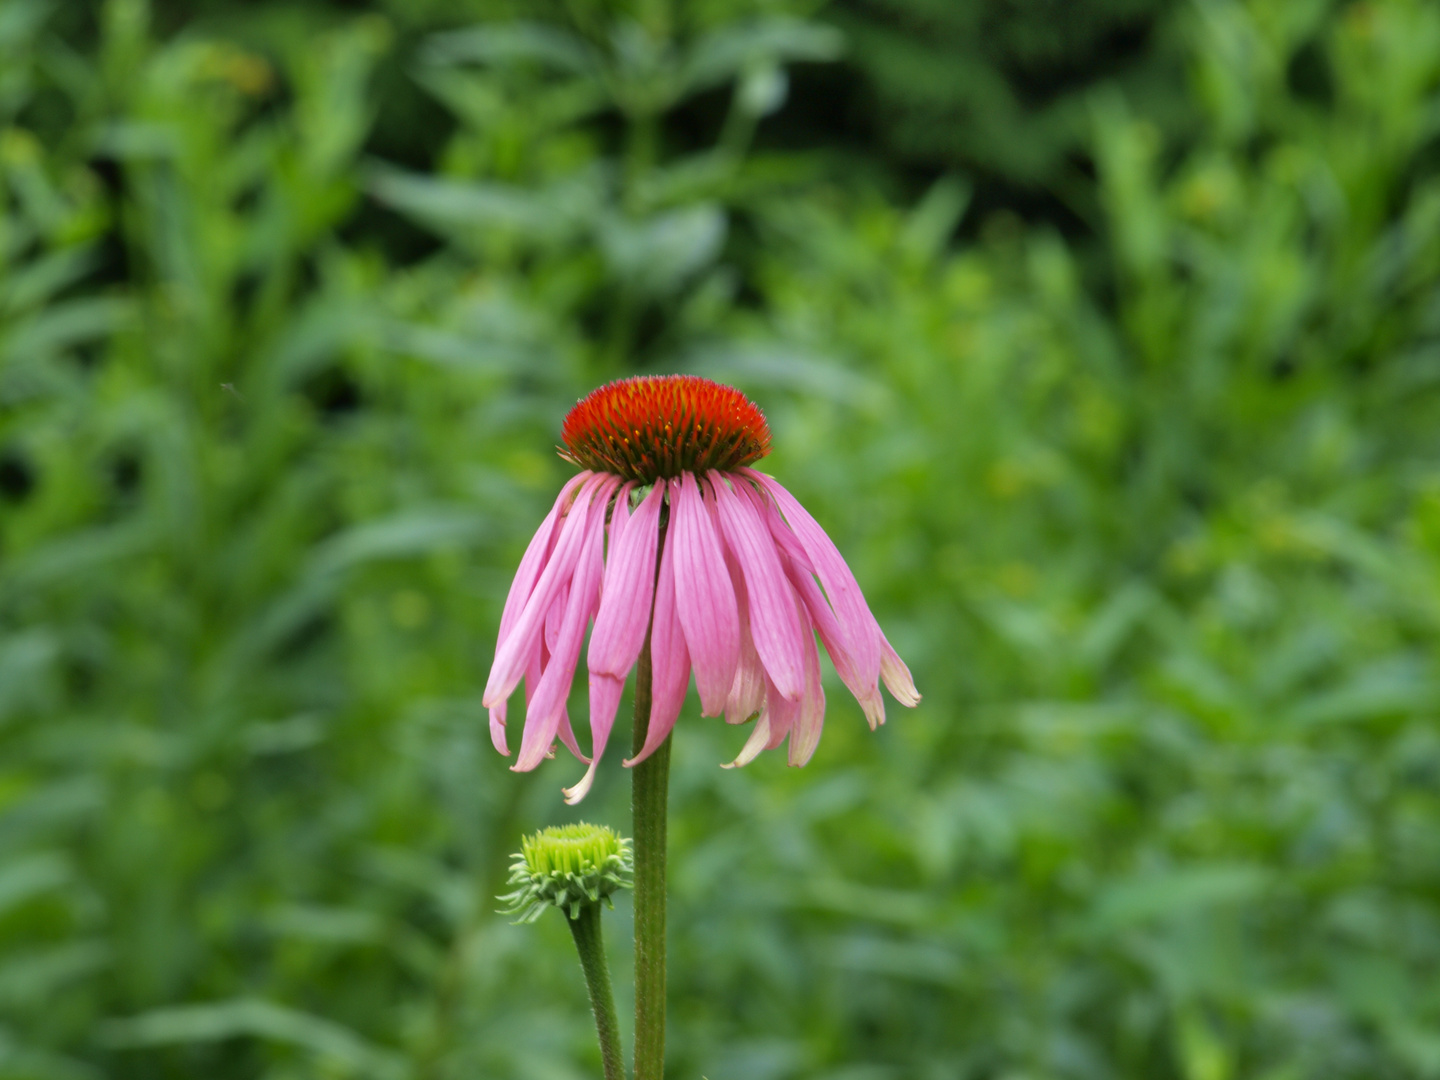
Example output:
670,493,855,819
631,633,671,1080
567,902,625,1080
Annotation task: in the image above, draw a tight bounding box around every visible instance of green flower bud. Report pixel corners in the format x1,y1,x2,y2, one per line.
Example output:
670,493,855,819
499,823,633,923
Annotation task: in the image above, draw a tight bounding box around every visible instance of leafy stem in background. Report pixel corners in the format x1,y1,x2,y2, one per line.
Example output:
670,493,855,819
15,0,1440,1076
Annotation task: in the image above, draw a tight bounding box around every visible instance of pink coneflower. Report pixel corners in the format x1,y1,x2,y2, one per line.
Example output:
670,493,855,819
483,375,919,803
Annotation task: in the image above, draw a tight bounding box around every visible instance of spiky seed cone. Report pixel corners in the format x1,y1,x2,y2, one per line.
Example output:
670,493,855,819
560,375,771,483
499,823,634,923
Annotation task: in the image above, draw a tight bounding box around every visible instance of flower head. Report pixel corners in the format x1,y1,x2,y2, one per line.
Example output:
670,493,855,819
560,374,771,481
485,374,920,803
500,823,633,923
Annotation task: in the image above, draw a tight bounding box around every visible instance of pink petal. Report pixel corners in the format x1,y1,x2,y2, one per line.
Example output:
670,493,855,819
671,471,739,716
512,476,618,771
723,545,766,725
739,477,890,728
522,639,588,762
545,579,569,654
742,469,882,691
609,482,634,553
598,482,634,617
494,472,591,652
880,631,921,706
555,706,585,761
525,638,546,709
489,704,509,754
487,473,592,755
786,603,826,766
484,472,609,708
564,671,625,804
588,482,664,677
764,669,801,752
722,710,770,769
856,687,886,729
626,500,691,766
741,477,808,567
773,545,881,727
726,668,798,768
492,630,546,756
710,474,806,702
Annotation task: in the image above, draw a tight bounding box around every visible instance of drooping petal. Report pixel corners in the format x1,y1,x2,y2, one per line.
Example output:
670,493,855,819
544,580,569,654
524,638,546,710
494,472,592,652
539,590,585,761
786,603,826,766
485,472,608,708
723,545,766,726
626,501,691,766
855,686,887,730
744,475,870,686
555,706,584,760
588,481,664,677
555,483,662,801
722,710,771,769
671,471,739,716
776,544,884,727
764,669,801,753
880,631,921,706
742,468,882,691
493,628,551,757
609,482,634,554
526,639,588,762
741,477,891,728
710,474,805,702
489,705,509,755
727,668,799,768
513,476,618,771
738,475,806,564
487,473,592,755
564,672,625,804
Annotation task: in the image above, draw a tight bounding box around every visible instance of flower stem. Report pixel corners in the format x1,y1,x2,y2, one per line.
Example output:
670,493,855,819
567,901,625,1080
631,634,671,1080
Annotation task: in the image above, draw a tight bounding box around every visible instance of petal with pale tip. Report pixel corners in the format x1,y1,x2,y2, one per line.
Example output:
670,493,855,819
710,474,806,703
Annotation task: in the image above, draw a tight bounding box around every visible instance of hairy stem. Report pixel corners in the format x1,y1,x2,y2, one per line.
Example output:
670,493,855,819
631,632,671,1080
567,902,625,1080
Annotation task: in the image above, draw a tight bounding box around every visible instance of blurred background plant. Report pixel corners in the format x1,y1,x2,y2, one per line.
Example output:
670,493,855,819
1,0,1438,1077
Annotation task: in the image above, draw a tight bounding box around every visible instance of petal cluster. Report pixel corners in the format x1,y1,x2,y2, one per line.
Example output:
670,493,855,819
484,459,920,804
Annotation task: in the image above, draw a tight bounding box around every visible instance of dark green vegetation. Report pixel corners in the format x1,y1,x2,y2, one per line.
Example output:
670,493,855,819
3,0,1440,1077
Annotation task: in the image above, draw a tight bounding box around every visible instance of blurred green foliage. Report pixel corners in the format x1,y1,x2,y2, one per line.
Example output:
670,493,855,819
2,0,1440,1078
835,0,1187,186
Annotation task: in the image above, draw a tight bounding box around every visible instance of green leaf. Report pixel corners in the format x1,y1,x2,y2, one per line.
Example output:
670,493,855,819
101,1000,405,1079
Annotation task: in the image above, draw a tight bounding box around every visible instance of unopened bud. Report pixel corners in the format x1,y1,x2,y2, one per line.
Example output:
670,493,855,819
499,823,633,923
